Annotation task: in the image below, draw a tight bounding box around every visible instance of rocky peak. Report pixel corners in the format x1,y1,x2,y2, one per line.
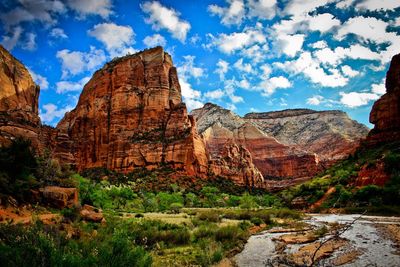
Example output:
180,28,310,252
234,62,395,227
0,45,41,148
367,53,400,144
55,46,207,175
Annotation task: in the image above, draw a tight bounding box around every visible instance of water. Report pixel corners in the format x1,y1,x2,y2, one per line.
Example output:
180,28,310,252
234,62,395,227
234,214,400,267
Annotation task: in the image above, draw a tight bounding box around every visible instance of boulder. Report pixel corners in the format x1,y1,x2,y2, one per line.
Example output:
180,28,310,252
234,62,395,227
39,186,78,209
80,204,104,223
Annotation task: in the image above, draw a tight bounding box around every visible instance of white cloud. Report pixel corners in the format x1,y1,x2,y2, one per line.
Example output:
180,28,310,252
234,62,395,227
341,65,360,78
0,0,66,29
215,59,229,80
339,91,380,108
276,34,305,57
277,51,349,87
56,76,91,94
178,55,204,81
1,26,22,51
180,79,203,110
50,28,67,39
40,103,73,124
260,64,272,77
88,23,135,57
56,47,106,78
259,76,292,96
336,0,356,9
205,89,225,100
22,32,36,51
284,0,334,17
66,0,112,18
307,13,340,33
143,34,166,47
224,79,244,103
141,1,191,42
210,28,267,54
310,40,328,49
240,44,269,63
307,95,324,105
238,79,250,89
314,44,381,67
208,0,245,26
233,58,253,73
356,0,400,11
371,80,386,95
248,0,277,20
28,69,49,90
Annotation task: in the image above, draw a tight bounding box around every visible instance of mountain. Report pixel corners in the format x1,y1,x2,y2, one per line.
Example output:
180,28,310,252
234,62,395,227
191,104,369,189
0,45,41,149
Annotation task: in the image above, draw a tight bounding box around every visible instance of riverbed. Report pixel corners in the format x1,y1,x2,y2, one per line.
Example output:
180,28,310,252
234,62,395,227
234,214,400,267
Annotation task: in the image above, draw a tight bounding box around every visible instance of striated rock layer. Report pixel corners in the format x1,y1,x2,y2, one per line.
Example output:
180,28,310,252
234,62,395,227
191,103,320,187
0,45,41,148
367,53,400,145
55,47,208,176
244,109,369,165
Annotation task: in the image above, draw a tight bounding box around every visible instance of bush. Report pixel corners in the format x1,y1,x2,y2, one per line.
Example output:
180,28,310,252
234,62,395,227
169,202,183,214
215,225,243,242
250,217,263,226
193,225,216,240
197,211,221,223
240,192,257,209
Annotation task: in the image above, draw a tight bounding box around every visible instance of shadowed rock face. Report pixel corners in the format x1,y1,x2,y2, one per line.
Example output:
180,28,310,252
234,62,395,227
55,47,208,176
0,45,40,148
368,53,400,145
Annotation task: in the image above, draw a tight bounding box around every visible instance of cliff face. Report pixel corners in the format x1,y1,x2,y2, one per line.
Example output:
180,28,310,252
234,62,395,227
191,104,320,187
56,47,208,175
244,109,369,165
0,45,41,148
367,53,400,145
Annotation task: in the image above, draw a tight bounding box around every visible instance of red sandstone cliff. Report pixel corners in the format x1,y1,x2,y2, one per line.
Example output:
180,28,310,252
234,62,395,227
55,47,208,176
367,53,400,145
0,45,41,148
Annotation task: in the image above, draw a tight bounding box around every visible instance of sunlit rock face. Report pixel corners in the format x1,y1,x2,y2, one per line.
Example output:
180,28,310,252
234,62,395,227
244,109,369,166
56,47,208,176
0,45,41,148
367,53,400,145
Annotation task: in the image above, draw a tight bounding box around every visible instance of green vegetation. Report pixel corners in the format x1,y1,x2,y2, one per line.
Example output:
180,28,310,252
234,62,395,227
282,141,400,214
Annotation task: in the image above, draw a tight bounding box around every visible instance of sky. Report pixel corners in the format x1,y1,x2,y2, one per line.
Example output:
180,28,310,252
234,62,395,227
1,0,400,127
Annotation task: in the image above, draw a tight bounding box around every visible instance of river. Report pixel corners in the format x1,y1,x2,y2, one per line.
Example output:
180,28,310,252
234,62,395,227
234,214,400,267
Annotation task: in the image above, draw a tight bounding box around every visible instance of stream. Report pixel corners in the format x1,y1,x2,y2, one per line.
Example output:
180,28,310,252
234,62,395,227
234,214,400,267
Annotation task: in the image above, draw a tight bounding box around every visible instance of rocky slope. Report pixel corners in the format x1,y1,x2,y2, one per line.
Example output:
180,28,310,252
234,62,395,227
367,53,400,145
0,45,41,148
55,47,208,176
244,109,369,165
191,103,320,187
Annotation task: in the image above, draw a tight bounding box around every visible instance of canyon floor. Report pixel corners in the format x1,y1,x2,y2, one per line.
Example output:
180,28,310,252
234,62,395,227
235,213,400,267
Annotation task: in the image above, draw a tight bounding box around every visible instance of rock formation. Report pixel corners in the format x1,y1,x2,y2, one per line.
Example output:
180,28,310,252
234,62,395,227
191,103,321,188
0,45,41,148
244,109,369,165
367,53,400,145
55,47,208,176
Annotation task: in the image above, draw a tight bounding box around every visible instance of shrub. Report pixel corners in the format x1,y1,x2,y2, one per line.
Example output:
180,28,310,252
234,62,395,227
197,211,221,223
193,225,216,240
240,192,257,209
250,217,263,226
215,225,242,242
169,202,183,214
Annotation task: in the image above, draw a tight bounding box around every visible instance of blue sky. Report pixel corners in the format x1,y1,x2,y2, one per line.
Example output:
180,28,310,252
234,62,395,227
1,0,400,127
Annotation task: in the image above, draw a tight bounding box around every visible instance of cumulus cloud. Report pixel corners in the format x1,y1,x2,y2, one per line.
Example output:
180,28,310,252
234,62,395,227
88,23,135,57
66,0,112,18
307,95,324,105
40,103,73,125
208,0,245,26
56,46,106,78
233,58,253,73
141,1,191,42
22,32,36,51
341,65,360,78
0,0,66,29
355,0,400,11
50,28,68,39
240,44,269,63
1,26,23,51
276,34,305,57
178,55,205,79
371,81,386,95
258,76,292,96
310,40,328,49
204,89,225,100
307,13,340,33
248,0,277,20
339,92,380,108
28,69,49,90
56,76,91,94
143,34,166,47
277,51,349,87
215,59,229,80
209,28,266,54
